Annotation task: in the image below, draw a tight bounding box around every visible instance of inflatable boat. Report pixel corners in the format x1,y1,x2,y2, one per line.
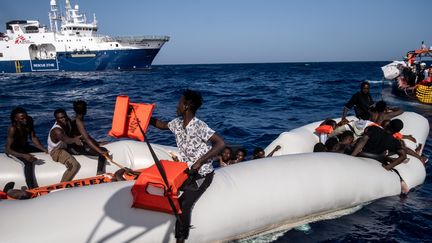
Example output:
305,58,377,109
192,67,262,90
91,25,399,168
0,112,428,242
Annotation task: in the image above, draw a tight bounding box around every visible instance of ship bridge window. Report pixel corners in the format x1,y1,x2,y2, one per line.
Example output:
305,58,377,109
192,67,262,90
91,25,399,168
25,26,38,33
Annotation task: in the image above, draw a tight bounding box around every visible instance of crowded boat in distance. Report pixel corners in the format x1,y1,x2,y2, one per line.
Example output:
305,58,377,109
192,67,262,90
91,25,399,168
381,41,432,104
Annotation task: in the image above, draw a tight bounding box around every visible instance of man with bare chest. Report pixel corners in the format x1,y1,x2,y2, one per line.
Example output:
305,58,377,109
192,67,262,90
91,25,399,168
5,107,47,189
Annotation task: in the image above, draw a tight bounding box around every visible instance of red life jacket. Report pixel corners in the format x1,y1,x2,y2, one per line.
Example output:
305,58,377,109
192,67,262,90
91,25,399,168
0,190,7,199
315,125,333,134
393,132,403,140
108,95,155,141
131,160,188,214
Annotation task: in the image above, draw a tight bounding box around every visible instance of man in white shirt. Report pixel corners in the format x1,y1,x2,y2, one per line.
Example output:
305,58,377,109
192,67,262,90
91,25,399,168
150,89,225,243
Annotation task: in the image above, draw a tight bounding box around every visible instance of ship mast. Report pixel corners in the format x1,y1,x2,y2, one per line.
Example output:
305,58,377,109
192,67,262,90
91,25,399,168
49,0,61,32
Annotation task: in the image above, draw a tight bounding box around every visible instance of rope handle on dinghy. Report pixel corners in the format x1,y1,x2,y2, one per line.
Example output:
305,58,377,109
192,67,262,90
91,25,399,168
130,106,184,226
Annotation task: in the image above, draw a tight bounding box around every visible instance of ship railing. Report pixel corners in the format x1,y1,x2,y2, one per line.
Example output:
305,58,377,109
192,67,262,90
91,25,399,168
94,35,169,43
115,36,170,42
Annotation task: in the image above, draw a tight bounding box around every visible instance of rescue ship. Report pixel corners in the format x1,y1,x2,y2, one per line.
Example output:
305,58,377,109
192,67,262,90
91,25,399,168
0,0,169,73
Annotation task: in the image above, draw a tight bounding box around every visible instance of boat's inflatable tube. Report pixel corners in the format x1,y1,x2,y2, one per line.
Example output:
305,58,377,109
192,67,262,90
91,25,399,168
381,60,406,80
0,112,428,242
0,141,175,189
264,112,428,189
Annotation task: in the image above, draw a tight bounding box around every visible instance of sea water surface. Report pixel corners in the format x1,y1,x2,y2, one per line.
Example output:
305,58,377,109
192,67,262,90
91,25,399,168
0,62,431,242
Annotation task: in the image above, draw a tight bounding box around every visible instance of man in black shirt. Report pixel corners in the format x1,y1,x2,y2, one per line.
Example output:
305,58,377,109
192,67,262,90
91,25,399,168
341,81,374,122
351,119,408,194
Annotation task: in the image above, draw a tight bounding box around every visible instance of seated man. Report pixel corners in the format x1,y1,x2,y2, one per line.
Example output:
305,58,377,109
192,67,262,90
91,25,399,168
70,100,109,175
341,81,374,122
5,107,48,189
48,109,83,182
351,119,409,195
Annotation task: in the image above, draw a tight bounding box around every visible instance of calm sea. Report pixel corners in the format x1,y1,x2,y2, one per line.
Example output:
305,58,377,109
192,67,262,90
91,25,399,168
0,62,431,242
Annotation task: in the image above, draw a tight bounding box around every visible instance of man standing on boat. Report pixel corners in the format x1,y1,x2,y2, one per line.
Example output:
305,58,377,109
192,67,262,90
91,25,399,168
150,89,225,243
48,109,83,182
341,81,374,122
5,107,48,189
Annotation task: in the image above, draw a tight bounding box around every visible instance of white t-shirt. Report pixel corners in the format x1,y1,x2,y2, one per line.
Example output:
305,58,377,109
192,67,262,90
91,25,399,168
168,117,215,176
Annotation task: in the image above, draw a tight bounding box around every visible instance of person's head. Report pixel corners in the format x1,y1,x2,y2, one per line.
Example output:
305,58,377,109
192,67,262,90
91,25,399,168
381,119,391,128
313,142,327,152
325,137,340,152
10,107,28,125
323,119,337,129
73,100,87,116
387,119,404,134
54,108,69,127
253,147,265,159
236,148,247,162
176,89,203,116
339,131,354,145
360,81,370,95
357,111,371,121
375,100,387,113
221,147,232,162
420,62,426,69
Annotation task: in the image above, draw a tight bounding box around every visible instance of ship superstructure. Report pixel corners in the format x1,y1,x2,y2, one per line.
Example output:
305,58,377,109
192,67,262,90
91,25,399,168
0,0,169,73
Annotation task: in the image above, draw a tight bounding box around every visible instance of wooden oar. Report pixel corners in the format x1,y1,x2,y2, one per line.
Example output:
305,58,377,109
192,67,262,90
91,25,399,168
103,154,126,169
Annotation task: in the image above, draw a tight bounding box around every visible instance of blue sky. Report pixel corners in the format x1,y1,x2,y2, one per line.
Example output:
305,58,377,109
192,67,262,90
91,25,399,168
1,0,431,65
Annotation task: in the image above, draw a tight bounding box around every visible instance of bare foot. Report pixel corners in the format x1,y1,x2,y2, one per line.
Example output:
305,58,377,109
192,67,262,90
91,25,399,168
400,180,409,194
421,156,428,165
415,144,423,154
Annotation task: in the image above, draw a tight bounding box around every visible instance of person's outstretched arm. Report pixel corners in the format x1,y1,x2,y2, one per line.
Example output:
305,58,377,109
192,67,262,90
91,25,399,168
150,117,169,130
191,134,225,172
351,135,369,156
75,119,108,155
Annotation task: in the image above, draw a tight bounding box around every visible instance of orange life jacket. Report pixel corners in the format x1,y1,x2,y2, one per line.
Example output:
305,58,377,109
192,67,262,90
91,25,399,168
108,95,155,141
131,160,188,214
315,125,333,134
393,132,403,140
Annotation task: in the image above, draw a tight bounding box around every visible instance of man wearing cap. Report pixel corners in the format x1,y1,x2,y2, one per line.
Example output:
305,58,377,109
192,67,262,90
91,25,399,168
351,119,409,195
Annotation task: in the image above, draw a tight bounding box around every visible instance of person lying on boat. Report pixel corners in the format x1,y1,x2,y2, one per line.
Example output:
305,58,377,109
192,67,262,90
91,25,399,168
369,100,403,126
69,100,109,175
5,107,48,189
341,81,374,123
331,112,374,142
380,119,428,165
149,89,225,243
315,119,337,143
48,108,83,183
252,145,281,159
350,119,409,195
